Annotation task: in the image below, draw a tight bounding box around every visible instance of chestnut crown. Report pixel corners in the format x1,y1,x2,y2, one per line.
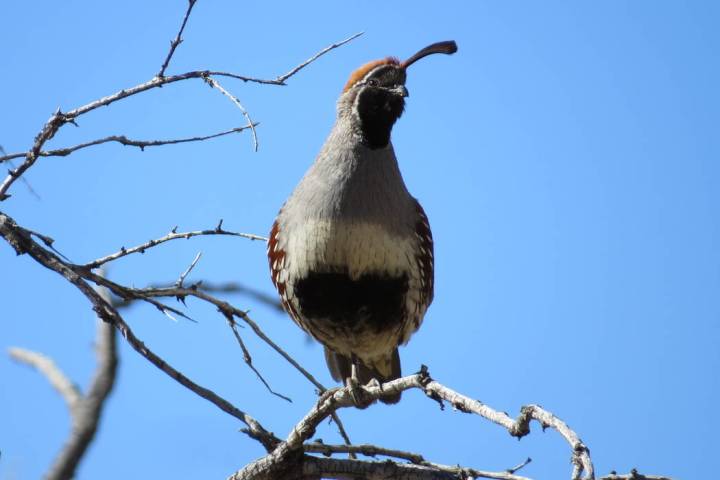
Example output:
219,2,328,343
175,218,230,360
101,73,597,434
342,40,457,149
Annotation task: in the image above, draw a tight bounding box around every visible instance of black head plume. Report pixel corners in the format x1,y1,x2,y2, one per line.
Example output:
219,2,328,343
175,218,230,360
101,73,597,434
401,41,458,69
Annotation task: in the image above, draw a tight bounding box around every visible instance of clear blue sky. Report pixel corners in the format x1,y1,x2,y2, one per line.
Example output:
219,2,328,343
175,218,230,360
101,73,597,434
1,1,718,479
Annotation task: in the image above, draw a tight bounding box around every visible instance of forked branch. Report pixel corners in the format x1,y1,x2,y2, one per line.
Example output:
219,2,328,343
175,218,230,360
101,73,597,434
0,32,362,200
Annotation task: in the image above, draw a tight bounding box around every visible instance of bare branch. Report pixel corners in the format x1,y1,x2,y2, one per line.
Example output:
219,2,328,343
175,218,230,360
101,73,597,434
176,251,203,288
600,472,673,480
227,317,292,403
0,145,22,162
191,281,284,311
104,282,324,390
0,151,24,162
276,32,364,83
0,33,360,199
81,275,355,452
44,281,118,480
0,126,255,164
306,442,534,480
0,211,279,452
3,207,676,479
112,280,283,312
305,442,426,464
0,147,41,198
8,348,82,413
8,277,119,480
203,75,259,151
157,0,198,78
420,377,593,479
508,458,533,475
229,367,595,480
298,456,532,480
83,223,266,270
327,413,354,460
0,109,67,200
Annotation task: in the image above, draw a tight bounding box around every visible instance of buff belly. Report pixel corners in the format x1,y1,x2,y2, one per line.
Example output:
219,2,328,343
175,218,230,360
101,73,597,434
275,219,423,361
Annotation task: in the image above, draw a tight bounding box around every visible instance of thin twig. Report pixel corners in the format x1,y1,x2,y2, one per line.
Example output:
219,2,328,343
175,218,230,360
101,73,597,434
305,442,425,464
0,146,41,198
25,228,70,262
83,223,266,269
227,318,292,403
327,413,355,459
101,282,325,390
203,75,258,151
112,280,283,312
276,32,364,83
0,126,255,164
176,251,203,288
191,281,283,311
157,0,198,78
508,457,532,475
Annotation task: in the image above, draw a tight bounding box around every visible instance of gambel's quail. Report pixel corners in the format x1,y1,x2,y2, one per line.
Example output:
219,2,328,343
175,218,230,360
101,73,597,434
268,41,457,404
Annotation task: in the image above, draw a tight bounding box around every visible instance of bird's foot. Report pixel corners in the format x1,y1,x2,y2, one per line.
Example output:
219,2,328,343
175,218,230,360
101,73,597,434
367,377,382,390
346,376,372,409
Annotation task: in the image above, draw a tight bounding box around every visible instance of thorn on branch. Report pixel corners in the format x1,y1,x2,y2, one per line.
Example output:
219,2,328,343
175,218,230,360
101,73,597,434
417,364,432,385
416,365,444,409
507,457,532,474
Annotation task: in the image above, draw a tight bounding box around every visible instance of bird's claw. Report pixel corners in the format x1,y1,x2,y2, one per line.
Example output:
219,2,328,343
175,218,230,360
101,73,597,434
346,376,372,409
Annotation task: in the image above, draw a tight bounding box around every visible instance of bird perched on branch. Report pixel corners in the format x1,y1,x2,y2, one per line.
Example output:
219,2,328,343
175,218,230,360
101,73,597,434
268,41,457,404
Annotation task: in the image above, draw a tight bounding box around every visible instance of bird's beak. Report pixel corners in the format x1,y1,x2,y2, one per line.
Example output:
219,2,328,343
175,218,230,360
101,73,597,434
390,85,409,98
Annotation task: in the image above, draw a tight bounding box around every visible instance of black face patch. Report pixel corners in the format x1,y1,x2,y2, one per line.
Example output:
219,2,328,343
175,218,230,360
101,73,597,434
355,65,407,149
295,271,409,333
356,87,405,149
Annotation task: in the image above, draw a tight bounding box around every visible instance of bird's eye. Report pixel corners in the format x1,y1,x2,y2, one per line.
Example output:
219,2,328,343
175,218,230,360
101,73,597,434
367,78,379,87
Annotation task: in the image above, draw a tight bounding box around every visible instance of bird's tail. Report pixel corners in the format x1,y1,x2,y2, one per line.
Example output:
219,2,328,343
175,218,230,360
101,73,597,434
324,347,402,404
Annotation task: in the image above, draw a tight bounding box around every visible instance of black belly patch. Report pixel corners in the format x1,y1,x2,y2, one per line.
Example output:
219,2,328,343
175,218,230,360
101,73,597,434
294,271,408,332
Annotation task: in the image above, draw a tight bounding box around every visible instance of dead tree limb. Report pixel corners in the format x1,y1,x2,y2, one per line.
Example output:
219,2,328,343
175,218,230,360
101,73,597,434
8,283,118,480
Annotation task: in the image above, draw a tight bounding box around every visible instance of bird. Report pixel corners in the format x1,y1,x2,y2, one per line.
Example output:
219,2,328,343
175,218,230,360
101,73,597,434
268,41,457,404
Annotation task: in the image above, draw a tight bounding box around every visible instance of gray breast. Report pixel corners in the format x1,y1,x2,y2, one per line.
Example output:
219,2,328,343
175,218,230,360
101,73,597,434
281,121,417,236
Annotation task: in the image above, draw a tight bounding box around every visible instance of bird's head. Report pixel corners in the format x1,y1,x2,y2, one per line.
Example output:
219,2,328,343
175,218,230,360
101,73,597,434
338,40,457,149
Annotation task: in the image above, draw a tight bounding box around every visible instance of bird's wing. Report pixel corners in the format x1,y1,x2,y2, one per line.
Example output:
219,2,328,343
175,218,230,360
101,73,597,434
414,199,435,311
